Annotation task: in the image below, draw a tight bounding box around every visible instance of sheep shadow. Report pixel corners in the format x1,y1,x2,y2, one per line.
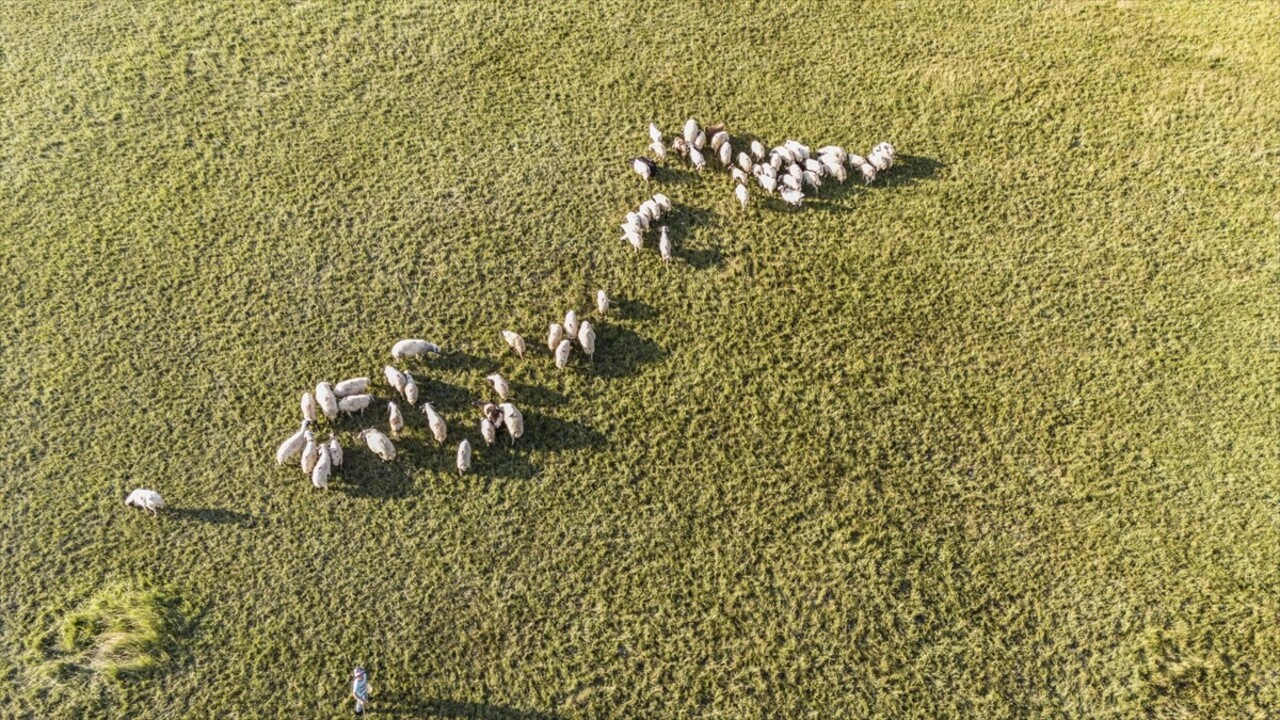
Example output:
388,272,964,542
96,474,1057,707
520,412,607,453
509,382,567,408
663,203,724,269
373,695,565,719
612,296,657,321
586,324,664,379
337,448,422,500
415,379,481,415
813,153,944,204
430,350,495,374
167,507,259,527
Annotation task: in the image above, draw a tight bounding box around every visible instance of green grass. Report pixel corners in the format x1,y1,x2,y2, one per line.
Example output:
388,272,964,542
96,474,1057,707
2,0,1279,717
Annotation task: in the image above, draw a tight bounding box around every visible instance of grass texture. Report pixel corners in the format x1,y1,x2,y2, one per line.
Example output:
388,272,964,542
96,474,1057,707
2,0,1279,717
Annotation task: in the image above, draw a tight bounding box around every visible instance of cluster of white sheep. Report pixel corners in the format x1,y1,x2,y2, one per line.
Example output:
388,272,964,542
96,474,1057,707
638,117,898,209
501,289,607,373
618,192,674,263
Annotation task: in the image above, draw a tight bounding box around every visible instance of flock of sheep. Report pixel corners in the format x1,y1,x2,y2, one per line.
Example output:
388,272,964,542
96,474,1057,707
125,117,895,513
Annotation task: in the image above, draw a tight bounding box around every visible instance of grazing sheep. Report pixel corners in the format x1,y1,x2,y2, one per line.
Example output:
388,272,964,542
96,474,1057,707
757,174,778,195
682,118,699,143
731,167,750,185
383,366,406,394
781,174,802,192
334,377,370,397
693,130,706,150
597,289,609,315
627,210,649,231
803,170,822,190
301,431,319,474
328,434,343,468
818,145,847,162
419,402,447,444
847,153,866,168
481,417,497,446
578,320,596,360
125,488,165,514
659,226,672,265
803,158,823,174
781,188,805,207
456,439,472,475
338,393,373,416
735,183,749,210
718,142,732,167
652,193,672,212
649,140,667,160
710,131,730,152
688,146,706,171
621,223,644,251
391,339,440,361
481,402,505,429
858,162,877,184
670,136,688,158
487,373,511,401
784,140,811,160
750,140,767,160
641,198,663,221
548,323,565,351
868,150,891,173
630,157,656,181
787,163,804,181
555,338,573,369
564,311,579,340
403,372,419,405
388,401,404,438
311,445,331,489
736,152,754,173
501,402,524,444
300,391,317,423
358,428,396,461
648,122,663,144
275,420,310,465
315,382,339,421
501,330,526,359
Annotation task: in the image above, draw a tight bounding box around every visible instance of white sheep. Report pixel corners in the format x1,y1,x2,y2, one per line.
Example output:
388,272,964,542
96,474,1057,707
597,289,609,315
649,140,667,160
301,431,319,474
682,118,699,143
555,338,573,370
736,152,753,173
659,226,672,265
710,130,730,152
391,339,440,361
419,402,447,444
301,391,317,423
328,434,343,467
388,401,404,438
487,373,511,401
818,145,847,162
125,488,165,514
630,157,656,181
403,372,419,405
857,162,877,184
315,382,339,421
456,439,472,476
652,193,672,213
481,417,497,446
338,393,373,416
275,420,309,465
578,320,596,360
563,310,579,340
757,174,777,195
501,330,526,359
648,122,663,144
688,146,706,171
693,130,706,150
334,377,369,397
718,141,732,167
311,445,331,489
781,188,805,207
501,402,524,444
359,428,396,461
735,183,749,210
383,365,406,394
548,323,565,351
750,140,767,159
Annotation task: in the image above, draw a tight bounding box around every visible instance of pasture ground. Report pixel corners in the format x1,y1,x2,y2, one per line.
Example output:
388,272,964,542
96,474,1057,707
2,1,1279,716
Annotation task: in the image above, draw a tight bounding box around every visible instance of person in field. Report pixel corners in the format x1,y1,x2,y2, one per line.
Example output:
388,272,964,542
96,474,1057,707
351,666,371,716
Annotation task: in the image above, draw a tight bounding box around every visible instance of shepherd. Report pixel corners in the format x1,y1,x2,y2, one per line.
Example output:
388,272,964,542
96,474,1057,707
351,666,371,716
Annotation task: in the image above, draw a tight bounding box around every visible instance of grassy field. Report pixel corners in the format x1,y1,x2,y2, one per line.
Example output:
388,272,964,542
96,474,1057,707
3,0,1279,716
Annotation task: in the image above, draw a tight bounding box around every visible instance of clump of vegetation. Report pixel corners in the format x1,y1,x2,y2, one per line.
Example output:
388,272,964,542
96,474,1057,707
34,585,188,681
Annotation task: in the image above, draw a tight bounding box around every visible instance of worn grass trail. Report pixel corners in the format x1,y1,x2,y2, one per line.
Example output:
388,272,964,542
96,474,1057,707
2,1,1279,717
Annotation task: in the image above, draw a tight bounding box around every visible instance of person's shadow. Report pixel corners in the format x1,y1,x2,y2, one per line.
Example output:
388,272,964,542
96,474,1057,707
372,695,565,718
